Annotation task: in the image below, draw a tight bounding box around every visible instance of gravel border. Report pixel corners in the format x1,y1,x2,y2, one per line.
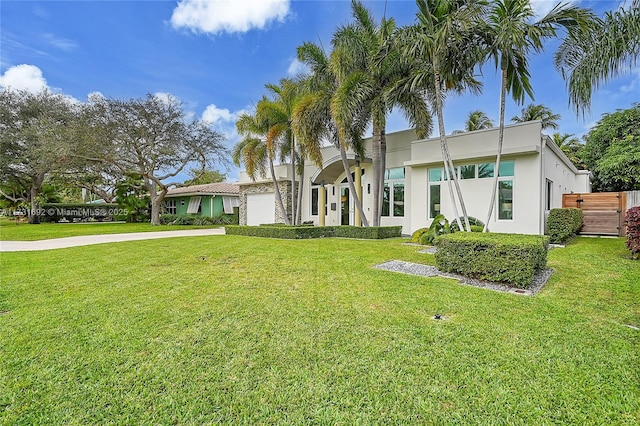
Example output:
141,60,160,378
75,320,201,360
373,260,553,296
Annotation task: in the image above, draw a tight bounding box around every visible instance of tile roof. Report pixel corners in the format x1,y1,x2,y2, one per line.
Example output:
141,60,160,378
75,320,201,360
166,182,239,197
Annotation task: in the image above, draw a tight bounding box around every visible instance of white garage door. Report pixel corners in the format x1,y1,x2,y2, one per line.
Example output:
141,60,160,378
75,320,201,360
247,193,275,226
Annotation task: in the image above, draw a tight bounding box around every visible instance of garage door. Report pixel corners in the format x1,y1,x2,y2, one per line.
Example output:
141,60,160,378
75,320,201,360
247,193,275,226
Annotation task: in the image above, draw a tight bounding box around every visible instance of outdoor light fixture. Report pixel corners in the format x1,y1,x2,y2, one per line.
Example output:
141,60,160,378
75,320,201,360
367,184,371,194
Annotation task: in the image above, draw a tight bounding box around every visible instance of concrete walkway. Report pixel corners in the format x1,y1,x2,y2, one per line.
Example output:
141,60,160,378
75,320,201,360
0,228,226,252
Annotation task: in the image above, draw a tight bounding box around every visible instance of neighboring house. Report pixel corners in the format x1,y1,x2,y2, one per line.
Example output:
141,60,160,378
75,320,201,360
164,182,240,218
238,121,591,235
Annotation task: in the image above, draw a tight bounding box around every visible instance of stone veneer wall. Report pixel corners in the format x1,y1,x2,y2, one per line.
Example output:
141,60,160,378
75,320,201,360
239,181,295,225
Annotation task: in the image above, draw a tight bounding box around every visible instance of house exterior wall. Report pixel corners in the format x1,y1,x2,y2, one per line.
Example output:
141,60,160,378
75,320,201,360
168,195,227,218
239,121,591,235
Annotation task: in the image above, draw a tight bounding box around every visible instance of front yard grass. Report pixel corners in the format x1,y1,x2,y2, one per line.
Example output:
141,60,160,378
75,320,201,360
0,236,638,424
0,219,216,241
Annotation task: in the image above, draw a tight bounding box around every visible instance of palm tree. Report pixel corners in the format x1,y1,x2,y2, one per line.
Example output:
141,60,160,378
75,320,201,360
259,79,304,224
453,110,494,133
294,41,371,226
555,0,640,115
552,132,584,168
331,0,432,226
481,0,594,232
400,0,487,232
511,103,561,130
234,109,291,225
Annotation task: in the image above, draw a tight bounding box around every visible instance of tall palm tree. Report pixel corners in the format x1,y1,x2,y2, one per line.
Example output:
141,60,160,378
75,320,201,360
331,0,432,226
555,0,640,115
234,109,291,225
400,0,487,232
511,103,561,130
259,79,304,224
481,0,594,232
294,41,371,226
453,110,494,133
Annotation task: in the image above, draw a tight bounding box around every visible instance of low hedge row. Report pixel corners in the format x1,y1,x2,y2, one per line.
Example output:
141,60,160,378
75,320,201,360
434,232,549,288
547,208,583,244
225,225,402,239
159,213,236,226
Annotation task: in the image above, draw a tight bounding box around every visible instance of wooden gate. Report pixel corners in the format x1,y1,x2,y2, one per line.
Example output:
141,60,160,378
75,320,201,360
562,192,627,236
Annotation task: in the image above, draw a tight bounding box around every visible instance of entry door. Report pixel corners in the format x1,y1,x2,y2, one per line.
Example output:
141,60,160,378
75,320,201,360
340,185,354,225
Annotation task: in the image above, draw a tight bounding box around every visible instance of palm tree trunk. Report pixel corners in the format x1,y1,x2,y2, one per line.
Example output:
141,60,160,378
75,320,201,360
340,144,369,227
270,157,291,225
484,68,508,232
379,128,387,227
433,69,464,232
291,134,297,225
296,169,304,225
371,123,382,227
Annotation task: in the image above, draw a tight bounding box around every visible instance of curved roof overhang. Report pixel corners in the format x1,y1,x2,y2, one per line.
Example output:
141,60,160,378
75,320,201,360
310,154,371,185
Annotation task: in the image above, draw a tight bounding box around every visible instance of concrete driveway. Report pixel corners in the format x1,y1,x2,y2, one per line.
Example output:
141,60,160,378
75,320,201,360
0,228,226,252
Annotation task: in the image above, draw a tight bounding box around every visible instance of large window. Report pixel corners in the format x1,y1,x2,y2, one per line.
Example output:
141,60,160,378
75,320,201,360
382,168,405,217
460,164,476,179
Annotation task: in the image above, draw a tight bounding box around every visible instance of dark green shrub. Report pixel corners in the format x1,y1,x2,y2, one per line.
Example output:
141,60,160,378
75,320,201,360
225,225,401,239
450,216,485,233
434,232,549,288
547,208,583,243
159,214,231,226
625,206,640,259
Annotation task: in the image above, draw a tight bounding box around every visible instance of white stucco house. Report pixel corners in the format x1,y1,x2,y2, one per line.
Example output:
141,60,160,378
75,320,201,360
238,121,591,235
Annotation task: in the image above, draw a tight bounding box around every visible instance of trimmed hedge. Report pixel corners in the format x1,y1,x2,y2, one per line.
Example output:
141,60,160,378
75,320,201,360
547,208,583,244
625,206,640,259
434,232,549,288
225,225,402,240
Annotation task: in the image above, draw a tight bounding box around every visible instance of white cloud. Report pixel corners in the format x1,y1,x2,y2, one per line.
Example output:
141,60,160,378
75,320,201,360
202,103,246,125
287,58,308,77
171,0,291,35
0,64,48,93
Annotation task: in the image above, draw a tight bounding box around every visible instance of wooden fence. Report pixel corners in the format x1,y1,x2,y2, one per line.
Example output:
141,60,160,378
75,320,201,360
562,192,626,236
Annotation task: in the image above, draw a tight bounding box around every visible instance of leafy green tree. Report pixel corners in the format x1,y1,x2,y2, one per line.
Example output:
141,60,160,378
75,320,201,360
555,0,640,114
583,104,640,191
83,94,227,225
183,168,226,186
481,0,593,231
0,89,77,223
453,110,494,133
331,0,432,226
115,174,150,223
511,103,561,130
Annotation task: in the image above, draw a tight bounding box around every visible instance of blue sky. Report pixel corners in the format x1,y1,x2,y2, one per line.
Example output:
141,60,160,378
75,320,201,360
1,0,638,182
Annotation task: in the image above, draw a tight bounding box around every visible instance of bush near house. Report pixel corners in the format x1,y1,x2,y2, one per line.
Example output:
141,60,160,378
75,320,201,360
626,206,640,259
434,233,549,288
547,208,583,244
38,203,126,222
225,225,402,240
159,214,235,226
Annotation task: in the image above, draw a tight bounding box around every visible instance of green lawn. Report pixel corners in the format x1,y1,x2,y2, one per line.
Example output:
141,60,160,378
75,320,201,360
0,236,638,424
0,220,216,241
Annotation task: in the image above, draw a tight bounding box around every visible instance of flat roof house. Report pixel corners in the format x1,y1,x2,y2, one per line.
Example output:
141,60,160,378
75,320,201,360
238,121,591,235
